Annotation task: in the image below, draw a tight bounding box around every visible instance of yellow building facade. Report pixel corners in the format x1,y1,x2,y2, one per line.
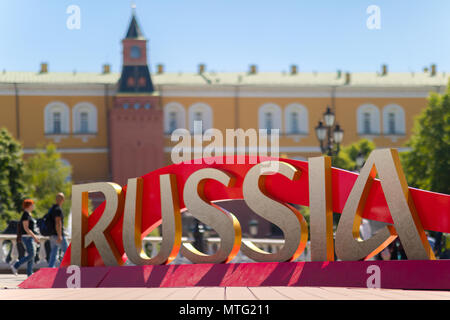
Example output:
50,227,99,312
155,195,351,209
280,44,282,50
0,68,447,184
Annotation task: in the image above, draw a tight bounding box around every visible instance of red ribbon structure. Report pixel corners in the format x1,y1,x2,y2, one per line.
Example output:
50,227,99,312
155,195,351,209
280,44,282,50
60,156,450,267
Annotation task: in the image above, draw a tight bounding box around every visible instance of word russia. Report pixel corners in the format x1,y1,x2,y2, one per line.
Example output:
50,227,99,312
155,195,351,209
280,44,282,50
63,148,449,267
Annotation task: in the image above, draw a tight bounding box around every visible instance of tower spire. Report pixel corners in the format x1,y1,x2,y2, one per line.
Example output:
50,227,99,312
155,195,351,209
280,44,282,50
118,7,154,93
125,4,144,39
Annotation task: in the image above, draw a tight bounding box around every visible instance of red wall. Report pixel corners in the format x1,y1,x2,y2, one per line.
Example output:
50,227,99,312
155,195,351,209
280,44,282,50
109,96,164,186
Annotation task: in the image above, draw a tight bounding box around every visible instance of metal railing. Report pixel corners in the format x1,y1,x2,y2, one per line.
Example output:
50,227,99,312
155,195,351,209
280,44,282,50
0,234,311,271
0,235,51,272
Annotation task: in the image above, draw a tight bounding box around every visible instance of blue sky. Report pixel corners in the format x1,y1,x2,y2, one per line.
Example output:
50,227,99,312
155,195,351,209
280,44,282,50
1,0,449,73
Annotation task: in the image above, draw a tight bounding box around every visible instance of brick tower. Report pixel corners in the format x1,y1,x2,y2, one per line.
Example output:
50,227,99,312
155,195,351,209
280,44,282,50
109,11,164,185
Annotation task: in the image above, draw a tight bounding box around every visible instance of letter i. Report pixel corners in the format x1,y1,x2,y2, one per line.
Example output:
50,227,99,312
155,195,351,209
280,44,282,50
309,156,334,261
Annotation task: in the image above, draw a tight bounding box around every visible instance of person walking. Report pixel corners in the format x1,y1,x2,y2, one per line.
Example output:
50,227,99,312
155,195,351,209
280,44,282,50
11,199,40,277
48,193,68,268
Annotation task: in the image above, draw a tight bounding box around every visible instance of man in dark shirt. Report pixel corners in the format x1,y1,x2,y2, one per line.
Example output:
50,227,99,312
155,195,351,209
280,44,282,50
48,193,68,268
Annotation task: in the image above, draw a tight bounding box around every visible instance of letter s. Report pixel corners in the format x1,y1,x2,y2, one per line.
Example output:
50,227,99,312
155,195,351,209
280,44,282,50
180,168,242,263
241,161,308,262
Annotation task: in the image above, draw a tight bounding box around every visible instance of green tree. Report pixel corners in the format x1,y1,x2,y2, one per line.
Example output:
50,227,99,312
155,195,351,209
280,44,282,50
24,144,72,217
0,128,27,229
401,84,450,194
331,139,376,171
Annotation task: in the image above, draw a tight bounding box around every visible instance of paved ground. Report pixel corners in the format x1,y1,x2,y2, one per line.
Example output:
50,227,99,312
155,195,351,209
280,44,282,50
0,274,449,300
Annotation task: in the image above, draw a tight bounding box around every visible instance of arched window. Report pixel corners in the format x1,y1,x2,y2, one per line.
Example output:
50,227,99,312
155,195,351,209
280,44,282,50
188,103,213,133
73,102,98,134
265,112,273,130
284,103,309,135
138,77,147,87
169,112,177,133
53,112,62,133
382,104,405,135
258,103,282,132
80,112,88,132
44,102,70,134
164,102,186,134
127,77,135,87
357,104,380,135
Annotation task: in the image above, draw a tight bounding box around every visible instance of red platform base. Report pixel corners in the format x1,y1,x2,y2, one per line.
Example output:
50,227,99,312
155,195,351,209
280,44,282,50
19,260,450,290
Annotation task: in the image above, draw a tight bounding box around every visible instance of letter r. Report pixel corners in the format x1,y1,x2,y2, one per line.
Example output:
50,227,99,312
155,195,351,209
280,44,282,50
71,182,125,266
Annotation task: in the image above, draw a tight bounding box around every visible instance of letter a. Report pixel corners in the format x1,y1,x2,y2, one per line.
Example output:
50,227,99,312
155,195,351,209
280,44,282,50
366,265,381,288
366,5,381,30
335,149,435,261
66,5,81,30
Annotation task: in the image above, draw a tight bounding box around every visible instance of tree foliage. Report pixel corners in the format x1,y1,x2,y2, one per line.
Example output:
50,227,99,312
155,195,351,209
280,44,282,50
401,84,450,194
24,144,72,216
0,128,27,228
331,139,376,171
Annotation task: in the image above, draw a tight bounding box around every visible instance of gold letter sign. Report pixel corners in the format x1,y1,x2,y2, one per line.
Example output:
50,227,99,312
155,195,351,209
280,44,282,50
71,182,124,266
123,175,182,265
309,156,334,261
335,149,435,261
180,168,242,264
241,161,309,262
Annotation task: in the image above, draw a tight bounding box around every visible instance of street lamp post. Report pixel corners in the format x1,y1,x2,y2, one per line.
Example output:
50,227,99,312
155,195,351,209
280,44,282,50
315,106,344,156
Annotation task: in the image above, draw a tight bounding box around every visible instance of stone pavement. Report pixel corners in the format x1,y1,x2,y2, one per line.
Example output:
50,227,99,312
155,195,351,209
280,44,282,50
0,274,27,289
0,274,449,300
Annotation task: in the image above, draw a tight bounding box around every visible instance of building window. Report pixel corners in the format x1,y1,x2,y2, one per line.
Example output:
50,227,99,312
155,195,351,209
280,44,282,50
285,103,308,135
382,104,405,135
144,103,151,110
194,112,202,122
79,112,89,133
363,112,371,134
290,112,299,134
134,103,140,110
169,112,177,134
265,112,273,130
123,103,129,109
44,102,70,135
357,104,380,135
258,103,282,132
73,102,98,135
388,113,396,134
53,112,62,134
194,111,205,133
164,102,186,134
188,103,213,133
138,77,146,87
130,46,141,59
